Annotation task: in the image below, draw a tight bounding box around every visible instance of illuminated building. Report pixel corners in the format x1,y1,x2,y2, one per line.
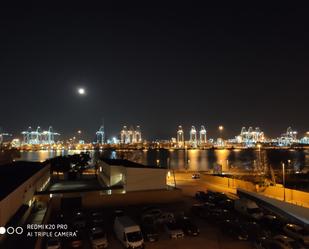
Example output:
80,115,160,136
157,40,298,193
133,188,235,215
236,126,265,146
278,127,298,146
120,126,128,144
11,138,21,148
199,125,207,144
0,127,11,144
177,125,184,147
120,125,142,144
96,125,105,144
300,136,309,145
134,125,142,143
21,126,60,145
189,126,197,148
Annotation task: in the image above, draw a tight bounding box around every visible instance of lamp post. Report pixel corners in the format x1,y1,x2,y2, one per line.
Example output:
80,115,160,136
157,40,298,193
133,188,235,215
282,162,286,201
168,156,177,189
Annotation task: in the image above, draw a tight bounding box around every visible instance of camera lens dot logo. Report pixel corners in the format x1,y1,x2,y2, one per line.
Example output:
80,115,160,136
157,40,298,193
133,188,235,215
6,227,14,235
0,227,6,235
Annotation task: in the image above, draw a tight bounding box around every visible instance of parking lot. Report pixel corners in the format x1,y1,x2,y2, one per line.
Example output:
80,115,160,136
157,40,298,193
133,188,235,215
40,172,309,249
44,196,253,249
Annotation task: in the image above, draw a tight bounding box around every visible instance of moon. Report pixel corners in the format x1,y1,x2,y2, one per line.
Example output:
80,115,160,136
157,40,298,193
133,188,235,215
77,88,85,95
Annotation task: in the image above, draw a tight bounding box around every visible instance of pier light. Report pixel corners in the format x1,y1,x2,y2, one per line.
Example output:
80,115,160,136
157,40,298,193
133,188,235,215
219,125,224,131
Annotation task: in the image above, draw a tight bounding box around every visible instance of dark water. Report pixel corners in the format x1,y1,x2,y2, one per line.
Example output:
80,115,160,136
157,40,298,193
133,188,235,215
100,148,309,173
18,148,309,173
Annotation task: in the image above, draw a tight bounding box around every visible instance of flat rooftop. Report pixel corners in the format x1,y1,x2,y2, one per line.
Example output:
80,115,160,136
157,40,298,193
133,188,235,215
0,161,48,201
101,158,166,169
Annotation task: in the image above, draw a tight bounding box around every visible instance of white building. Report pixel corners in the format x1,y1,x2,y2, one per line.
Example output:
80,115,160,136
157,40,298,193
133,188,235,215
0,161,50,228
97,159,167,192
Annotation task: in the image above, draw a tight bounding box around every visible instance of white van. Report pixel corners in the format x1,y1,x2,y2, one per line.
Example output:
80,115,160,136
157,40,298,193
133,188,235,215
234,198,263,220
114,216,144,249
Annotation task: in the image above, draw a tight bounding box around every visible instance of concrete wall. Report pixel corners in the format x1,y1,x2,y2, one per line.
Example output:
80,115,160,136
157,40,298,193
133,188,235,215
202,174,309,208
98,162,125,187
37,189,183,211
125,168,166,191
82,189,182,209
0,164,50,226
203,174,256,192
98,161,167,192
262,185,309,208
111,166,125,186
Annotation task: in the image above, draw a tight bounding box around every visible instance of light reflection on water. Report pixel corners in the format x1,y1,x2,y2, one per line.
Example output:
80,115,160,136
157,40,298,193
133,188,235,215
18,148,309,172
18,150,88,162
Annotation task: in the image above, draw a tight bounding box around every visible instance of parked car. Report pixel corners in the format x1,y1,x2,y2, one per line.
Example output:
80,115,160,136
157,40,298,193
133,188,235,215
220,219,248,241
191,204,211,219
178,217,199,236
141,216,159,242
274,234,305,249
150,212,175,224
283,224,309,246
114,209,124,218
142,207,162,220
46,238,61,249
164,221,184,239
195,191,208,202
192,173,200,179
191,203,205,216
260,214,284,235
89,226,108,249
69,230,83,248
208,208,230,223
217,198,235,210
243,220,269,241
89,211,104,227
73,211,87,229
254,237,288,249
234,198,263,220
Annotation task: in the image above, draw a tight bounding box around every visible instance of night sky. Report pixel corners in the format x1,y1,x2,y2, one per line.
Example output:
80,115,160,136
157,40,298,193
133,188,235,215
1,3,309,141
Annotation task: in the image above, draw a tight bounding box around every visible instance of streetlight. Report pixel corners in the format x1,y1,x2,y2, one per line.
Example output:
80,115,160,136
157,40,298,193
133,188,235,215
282,162,286,201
